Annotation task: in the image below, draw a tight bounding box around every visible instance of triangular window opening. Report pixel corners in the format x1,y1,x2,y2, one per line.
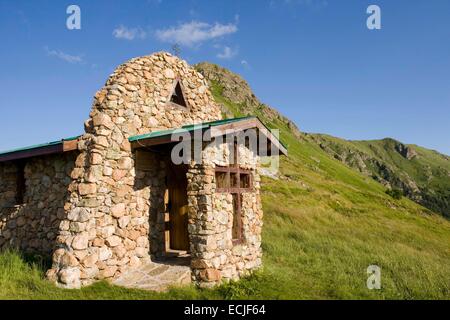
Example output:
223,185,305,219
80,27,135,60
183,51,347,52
170,81,187,108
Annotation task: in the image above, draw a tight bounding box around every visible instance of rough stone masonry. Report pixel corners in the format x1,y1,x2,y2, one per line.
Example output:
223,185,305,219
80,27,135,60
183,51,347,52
0,52,279,289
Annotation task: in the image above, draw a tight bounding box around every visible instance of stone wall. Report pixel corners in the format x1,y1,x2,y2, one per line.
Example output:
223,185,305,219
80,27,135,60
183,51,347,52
0,152,77,255
189,141,263,287
48,52,223,288
0,51,265,290
0,162,17,208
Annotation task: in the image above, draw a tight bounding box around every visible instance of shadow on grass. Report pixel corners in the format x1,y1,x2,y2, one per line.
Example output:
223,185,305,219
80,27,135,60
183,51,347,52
20,252,53,272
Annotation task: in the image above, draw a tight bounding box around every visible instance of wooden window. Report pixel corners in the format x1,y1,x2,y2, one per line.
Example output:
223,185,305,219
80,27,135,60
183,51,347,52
170,81,188,108
215,171,230,189
16,162,26,205
230,173,239,188
215,167,253,192
215,167,252,244
232,194,243,241
240,173,251,188
214,140,255,243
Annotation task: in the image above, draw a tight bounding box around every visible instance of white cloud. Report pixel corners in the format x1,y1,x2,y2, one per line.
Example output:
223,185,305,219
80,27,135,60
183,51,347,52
113,25,147,40
156,20,238,47
45,47,83,64
216,46,238,59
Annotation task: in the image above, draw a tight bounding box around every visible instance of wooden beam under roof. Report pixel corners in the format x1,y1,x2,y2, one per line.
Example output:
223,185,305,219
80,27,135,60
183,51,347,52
0,139,79,163
209,118,288,156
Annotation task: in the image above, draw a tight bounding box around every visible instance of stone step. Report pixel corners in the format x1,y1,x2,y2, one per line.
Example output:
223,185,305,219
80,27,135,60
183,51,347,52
113,261,192,292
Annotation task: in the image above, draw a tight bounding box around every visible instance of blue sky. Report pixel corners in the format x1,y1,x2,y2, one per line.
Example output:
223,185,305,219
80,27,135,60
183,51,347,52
0,0,449,155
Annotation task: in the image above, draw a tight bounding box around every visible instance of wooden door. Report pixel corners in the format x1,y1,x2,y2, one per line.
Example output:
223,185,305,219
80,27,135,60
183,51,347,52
167,164,190,251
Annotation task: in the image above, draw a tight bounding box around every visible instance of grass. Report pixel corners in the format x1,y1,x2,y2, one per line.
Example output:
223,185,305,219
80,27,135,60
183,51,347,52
310,134,450,217
0,250,270,300
252,117,450,299
0,82,449,300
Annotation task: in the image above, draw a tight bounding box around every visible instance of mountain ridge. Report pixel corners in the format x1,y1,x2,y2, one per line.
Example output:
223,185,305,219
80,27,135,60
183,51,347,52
195,62,450,218
308,133,450,217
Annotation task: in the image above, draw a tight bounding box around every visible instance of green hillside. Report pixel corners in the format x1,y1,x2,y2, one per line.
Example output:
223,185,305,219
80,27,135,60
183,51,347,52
197,62,450,299
0,63,449,300
309,135,450,217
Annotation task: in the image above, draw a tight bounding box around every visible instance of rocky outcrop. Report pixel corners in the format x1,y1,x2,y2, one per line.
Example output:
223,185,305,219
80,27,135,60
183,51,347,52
195,62,259,108
195,62,302,139
395,143,418,160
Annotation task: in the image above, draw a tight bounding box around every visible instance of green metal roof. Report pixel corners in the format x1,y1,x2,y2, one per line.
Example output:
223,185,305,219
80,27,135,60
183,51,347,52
129,116,287,151
128,116,256,142
0,135,80,156
0,116,287,159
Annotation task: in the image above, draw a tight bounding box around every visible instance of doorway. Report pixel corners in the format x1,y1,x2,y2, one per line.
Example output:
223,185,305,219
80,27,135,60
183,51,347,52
165,163,190,252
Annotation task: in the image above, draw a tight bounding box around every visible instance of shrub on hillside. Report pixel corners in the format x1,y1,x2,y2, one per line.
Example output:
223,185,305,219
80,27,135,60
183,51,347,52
386,188,403,200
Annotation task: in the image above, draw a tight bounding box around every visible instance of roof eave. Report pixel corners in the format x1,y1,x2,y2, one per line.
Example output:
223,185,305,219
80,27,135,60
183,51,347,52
129,116,288,156
0,138,79,163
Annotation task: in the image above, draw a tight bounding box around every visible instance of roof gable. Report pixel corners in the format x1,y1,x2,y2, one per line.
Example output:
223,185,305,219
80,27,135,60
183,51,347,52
129,116,288,156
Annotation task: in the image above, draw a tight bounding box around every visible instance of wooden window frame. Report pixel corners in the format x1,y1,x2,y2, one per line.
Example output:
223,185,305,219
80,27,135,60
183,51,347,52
231,193,243,244
214,140,254,245
215,167,253,193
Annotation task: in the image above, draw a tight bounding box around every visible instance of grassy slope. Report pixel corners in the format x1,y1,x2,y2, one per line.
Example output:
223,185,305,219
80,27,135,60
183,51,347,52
1,83,449,300
310,134,450,217
210,82,450,299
